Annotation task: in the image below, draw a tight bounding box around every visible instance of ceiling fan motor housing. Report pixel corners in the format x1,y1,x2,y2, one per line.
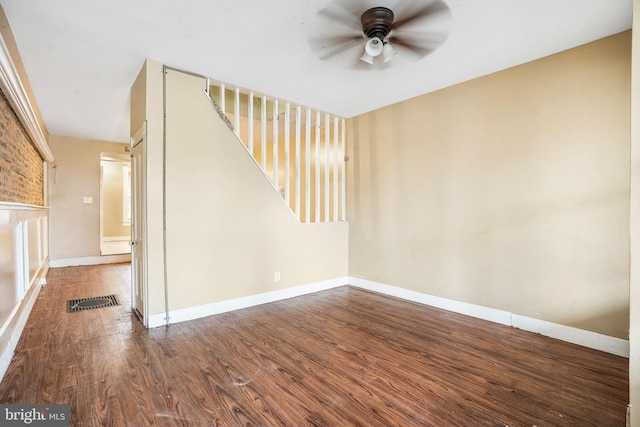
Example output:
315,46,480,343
361,7,394,40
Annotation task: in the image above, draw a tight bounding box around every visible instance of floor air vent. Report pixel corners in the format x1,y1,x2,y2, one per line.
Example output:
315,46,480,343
67,294,119,313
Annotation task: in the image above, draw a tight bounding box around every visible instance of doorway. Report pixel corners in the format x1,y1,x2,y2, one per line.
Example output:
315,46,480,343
99,153,132,255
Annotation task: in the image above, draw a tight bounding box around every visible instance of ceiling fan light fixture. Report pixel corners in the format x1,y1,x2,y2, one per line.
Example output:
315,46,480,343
359,52,374,64
360,52,373,65
364,37,383,57
382,42,397,63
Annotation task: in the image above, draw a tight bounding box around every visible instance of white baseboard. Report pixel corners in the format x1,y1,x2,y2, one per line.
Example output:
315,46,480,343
348,277,630,358
143,274,629,357
348,277,513,326
0,267,46,383
148,277,348,328
102,236,130,242
510,314,629,358
50,254,131,268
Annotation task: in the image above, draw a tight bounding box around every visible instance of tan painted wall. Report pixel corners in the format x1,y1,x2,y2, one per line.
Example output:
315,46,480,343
130,60,146,138
348,31,631,339
131,61,348,317
48,135,129,260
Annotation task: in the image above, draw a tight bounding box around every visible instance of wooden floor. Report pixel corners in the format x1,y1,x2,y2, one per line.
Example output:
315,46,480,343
0,264,629,426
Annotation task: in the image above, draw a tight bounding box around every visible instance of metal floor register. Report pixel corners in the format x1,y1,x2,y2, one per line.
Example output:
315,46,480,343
67,294,119,313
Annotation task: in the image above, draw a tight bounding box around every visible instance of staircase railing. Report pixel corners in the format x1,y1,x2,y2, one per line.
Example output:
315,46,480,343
205,80,346,223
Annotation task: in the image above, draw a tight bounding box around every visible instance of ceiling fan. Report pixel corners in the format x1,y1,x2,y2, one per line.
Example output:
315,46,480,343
308,0,452,69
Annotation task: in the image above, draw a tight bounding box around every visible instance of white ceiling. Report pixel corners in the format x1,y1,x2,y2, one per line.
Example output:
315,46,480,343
1,0,633,144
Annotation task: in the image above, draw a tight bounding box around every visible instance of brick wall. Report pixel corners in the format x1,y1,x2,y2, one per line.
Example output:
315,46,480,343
0,89,44,205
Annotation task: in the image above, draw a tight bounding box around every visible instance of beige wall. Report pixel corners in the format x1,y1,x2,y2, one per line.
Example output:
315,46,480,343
348,31,631,339
48,135,129,260
132,61,348,317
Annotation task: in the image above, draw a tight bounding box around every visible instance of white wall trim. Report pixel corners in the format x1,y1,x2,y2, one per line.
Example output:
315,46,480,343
148,276,348,328
103,236,130,242
510,314,629,358
0,265,45,383
348,277,513,326
348,277,630,358
0,30,52,161
50,254,131,268
0,202,49,211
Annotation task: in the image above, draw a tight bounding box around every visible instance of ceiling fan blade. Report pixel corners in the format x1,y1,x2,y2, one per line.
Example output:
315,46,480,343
389,30,449,46
316,3,363,32
389,35,444,58
391,0,451,30
308,34,364,60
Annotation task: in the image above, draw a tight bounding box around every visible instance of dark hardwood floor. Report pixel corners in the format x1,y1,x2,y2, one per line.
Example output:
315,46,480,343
0,264,629,426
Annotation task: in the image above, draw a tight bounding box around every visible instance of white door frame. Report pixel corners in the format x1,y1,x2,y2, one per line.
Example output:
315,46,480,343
98,152,131,256
131,122,147,326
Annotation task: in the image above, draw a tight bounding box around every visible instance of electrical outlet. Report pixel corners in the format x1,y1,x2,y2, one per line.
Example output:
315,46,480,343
274,272,281,282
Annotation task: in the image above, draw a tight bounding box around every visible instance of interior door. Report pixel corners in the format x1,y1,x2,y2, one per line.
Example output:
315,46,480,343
131,123,146,324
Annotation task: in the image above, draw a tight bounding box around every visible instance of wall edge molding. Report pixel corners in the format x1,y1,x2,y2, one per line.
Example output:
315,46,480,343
102,236,130,242
0,202,48,210
347,276,630,358
148,277,349,328
0,30,52,161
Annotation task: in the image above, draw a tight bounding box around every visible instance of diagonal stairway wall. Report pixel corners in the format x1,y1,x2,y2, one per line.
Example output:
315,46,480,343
207,83,347,224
